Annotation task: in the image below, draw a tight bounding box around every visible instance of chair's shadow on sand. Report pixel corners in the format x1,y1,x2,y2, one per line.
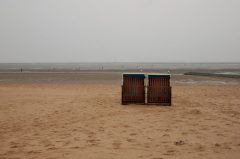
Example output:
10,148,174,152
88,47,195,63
119,103,173,108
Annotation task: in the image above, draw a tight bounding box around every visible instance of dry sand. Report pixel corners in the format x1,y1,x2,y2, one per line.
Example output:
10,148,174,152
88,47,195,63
0,72,240,159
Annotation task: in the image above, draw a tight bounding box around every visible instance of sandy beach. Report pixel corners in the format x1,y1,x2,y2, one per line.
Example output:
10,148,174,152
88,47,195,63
0,72,240,159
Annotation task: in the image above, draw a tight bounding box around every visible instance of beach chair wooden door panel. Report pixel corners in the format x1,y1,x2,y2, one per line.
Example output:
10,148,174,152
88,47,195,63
147,74,171,105
122,74,145,104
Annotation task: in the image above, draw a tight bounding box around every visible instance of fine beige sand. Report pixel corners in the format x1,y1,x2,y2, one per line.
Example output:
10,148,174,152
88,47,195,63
0,72,240,159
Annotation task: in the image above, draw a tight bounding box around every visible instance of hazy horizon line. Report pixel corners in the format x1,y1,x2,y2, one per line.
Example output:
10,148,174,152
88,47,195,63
0,62,240,64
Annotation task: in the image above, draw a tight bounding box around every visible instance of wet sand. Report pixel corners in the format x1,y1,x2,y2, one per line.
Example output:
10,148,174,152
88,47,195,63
0,72,240,159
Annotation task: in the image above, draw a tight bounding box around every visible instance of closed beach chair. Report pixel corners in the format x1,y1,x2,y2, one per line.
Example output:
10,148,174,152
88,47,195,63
121,73,145,105
147,74,171,106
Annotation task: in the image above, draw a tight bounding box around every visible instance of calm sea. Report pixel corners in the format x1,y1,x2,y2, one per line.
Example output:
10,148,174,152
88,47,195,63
0,63,240,73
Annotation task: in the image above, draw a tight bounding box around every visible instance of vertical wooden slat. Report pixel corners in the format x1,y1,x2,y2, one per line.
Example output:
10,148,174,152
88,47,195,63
131,77,133,102
164,77,166,103
162,77,164,103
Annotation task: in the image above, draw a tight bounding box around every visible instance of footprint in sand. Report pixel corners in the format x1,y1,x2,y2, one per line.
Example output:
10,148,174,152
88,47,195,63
163,149,176,156
181,132,188,136
10,141,19,148
126,138,135,143
215,143,221,147
121,130,127,133
195,144,205,152
129,133,137,136
74,137,80,141
40,139,53,147
123,124,130,128
10,145,18,148
86,139,100,146
27,150,42,154
189,109,202,115
162,134,170,137
47,147,57,150
216,133,224,136
98,126,105,132
112,141,122,149
147,137,153,141
63,140,71,146
223,144,232,150
144,144,150,148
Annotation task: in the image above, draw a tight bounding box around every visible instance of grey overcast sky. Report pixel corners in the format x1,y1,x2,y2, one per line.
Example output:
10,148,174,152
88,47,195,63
0,0,240,63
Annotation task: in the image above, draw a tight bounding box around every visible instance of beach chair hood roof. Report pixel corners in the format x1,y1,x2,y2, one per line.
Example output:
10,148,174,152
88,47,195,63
122,73,145,78
147,73,171,78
